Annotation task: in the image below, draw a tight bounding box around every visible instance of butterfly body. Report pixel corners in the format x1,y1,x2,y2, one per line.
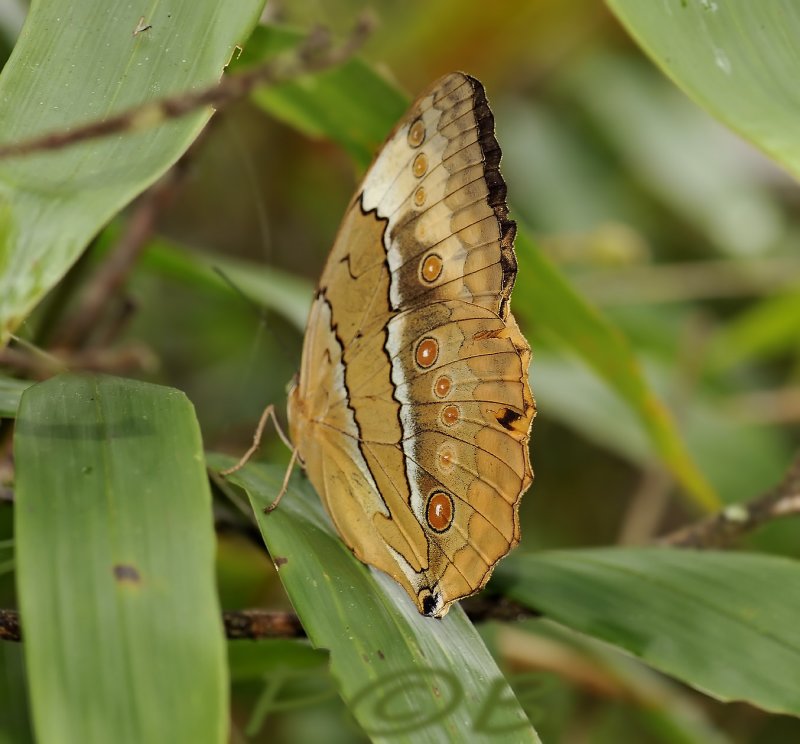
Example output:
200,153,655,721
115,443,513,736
288,73,535,618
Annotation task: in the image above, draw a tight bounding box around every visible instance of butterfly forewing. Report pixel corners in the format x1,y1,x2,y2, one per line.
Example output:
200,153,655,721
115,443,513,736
287,72,535,618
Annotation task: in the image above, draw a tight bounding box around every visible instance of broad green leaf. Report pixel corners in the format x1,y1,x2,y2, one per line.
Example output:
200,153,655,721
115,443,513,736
0,0,265,345
606,0,800,180
0,375,30,417
210,457,541,743
15,375,227,743
496,548,800,716
515,232,718,510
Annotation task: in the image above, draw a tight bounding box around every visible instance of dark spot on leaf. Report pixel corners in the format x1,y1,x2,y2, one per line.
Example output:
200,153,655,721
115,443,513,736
274,556,288,569
113,564,141,583
377,649,385,660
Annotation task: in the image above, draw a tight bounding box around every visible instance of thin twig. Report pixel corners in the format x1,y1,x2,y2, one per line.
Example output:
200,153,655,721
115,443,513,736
659,451,800,547
0,608,308,643
52,158,189,351
0,598,545,643
223,609,306,639
0,609,21,641
0,16,375,161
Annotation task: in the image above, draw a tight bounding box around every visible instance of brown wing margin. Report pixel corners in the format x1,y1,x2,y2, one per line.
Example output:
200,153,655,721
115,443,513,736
463,74,518,320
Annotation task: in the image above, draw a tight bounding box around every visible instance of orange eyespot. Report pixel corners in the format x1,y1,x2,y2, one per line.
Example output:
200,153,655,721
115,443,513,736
412,152,428,178
414,187,426,207
415,338,438,368
434,375,451,398
408,119,425,147
442,405,460,426
426,491,454,532
420,253,442,282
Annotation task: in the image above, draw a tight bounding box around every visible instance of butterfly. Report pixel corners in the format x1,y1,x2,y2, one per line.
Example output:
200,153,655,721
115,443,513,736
287,72,535,618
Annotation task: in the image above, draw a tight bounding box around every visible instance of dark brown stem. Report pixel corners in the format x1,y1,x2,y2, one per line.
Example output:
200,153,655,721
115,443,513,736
0,608,308,643
51,162,187,351
223,609,306,640
0,16,375,161
0,609,21,641
1,598,543,643
659,451,800,547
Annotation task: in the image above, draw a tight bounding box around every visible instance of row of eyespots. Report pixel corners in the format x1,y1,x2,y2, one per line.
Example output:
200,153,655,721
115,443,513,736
410,112,462,530
409,117,429,211
408,119,443,286
414,338,462,436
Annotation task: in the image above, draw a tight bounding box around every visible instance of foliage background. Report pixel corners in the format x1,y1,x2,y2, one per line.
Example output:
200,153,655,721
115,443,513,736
1,0,800,742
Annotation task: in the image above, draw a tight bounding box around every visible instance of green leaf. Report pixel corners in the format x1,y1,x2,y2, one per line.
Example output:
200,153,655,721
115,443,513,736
15,374,227,743
0,375,31,417
210,457,541,743
515,232,718,510
606,0,800,180
496,548,800,716
0,0,265,345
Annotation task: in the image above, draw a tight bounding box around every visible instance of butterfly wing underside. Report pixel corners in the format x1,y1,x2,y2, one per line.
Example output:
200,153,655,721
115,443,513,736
287,72,535,618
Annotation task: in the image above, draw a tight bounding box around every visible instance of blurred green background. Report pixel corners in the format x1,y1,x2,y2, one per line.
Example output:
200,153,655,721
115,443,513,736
2,0,799,741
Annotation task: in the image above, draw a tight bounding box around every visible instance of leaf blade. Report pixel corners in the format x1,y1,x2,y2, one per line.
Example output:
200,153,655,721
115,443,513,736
606,0,800,179
0,0,265,344
15,374,227,743
497,547,800,716
211,457,541,743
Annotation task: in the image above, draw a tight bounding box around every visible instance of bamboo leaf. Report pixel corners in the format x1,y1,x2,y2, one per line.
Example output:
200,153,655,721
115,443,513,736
606,0,800,180
0,0,265,345
496,548,800,716
211,457,541,743
15,374,227,743
0,375,30,418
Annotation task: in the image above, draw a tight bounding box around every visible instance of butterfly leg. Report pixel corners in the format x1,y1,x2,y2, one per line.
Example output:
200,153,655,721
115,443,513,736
220,403,292,476
264,447,299,514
